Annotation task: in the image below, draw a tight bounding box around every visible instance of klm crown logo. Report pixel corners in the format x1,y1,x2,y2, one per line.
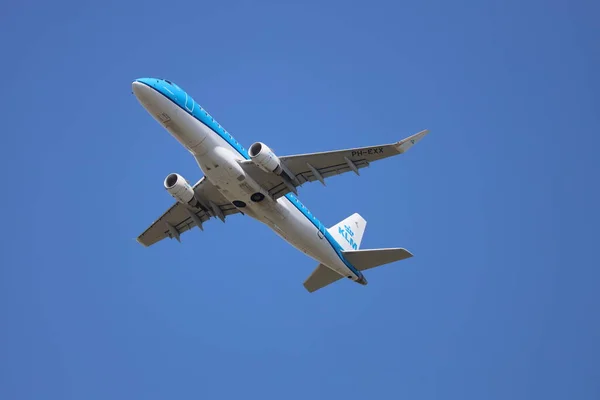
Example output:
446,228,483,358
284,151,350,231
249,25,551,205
339,224,358,250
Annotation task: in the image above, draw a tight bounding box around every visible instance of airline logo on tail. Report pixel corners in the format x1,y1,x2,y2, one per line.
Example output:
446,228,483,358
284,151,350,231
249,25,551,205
339,224,358,250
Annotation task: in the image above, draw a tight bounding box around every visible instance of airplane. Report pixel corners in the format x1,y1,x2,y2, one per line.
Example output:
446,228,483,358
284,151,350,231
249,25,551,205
132,77,429,293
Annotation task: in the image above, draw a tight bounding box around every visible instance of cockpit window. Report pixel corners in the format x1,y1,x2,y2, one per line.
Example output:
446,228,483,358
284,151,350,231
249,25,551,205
164,80,172,84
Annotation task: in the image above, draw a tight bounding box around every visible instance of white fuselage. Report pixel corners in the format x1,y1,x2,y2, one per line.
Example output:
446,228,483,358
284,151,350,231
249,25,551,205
132,81,361,282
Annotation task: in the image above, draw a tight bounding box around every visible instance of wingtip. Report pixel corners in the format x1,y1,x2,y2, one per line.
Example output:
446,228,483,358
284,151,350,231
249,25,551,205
136,237,149,247
396,129,430,153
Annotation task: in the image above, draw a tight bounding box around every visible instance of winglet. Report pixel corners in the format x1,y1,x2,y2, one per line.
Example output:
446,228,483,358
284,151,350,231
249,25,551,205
395,129,429,154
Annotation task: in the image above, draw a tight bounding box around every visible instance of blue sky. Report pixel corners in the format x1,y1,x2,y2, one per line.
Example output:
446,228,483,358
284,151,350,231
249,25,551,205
1,0,598,398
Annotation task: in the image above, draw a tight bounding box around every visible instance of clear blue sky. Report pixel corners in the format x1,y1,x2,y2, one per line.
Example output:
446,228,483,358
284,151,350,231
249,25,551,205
1,0,598,398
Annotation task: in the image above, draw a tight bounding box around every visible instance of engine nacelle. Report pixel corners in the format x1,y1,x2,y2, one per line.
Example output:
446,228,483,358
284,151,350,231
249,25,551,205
164,173,199,206
248,142,283,175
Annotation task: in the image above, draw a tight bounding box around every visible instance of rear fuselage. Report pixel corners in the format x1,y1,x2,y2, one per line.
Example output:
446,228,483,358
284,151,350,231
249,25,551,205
132,78,365,284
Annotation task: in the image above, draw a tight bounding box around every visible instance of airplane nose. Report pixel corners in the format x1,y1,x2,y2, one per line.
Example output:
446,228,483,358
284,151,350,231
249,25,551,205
132,80,154,106
132,80,147,96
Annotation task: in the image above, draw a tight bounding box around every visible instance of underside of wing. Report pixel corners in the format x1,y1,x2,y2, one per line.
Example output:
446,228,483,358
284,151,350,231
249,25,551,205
137,177,241,247
238,129,429,200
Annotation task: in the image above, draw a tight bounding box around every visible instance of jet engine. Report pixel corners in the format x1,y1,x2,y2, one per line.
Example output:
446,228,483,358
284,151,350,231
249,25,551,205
248,141,300,195
248,142,283,174
164,173,200,207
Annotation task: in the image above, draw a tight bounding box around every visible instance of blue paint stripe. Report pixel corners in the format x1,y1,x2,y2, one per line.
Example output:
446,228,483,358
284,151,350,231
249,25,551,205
138,79,362,278
283,193,362,277
136,78,250,158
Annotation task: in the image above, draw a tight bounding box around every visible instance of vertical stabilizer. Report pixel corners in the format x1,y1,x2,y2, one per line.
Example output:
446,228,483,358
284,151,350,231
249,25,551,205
328,213,367,251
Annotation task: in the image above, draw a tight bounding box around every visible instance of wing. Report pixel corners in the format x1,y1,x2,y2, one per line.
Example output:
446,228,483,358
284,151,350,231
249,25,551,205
238,129,429,200
136,177,241,247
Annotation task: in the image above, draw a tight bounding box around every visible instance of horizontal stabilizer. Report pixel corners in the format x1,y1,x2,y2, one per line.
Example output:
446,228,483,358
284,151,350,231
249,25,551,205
342,248,413,271
303,264,344,293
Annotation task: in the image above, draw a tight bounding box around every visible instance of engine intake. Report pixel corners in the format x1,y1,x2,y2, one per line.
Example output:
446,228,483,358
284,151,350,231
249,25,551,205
164,173,199,206
248,142,283,174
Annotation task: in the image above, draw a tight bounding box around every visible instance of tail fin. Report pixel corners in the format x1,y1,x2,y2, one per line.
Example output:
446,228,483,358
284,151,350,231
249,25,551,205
328,213,367,251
